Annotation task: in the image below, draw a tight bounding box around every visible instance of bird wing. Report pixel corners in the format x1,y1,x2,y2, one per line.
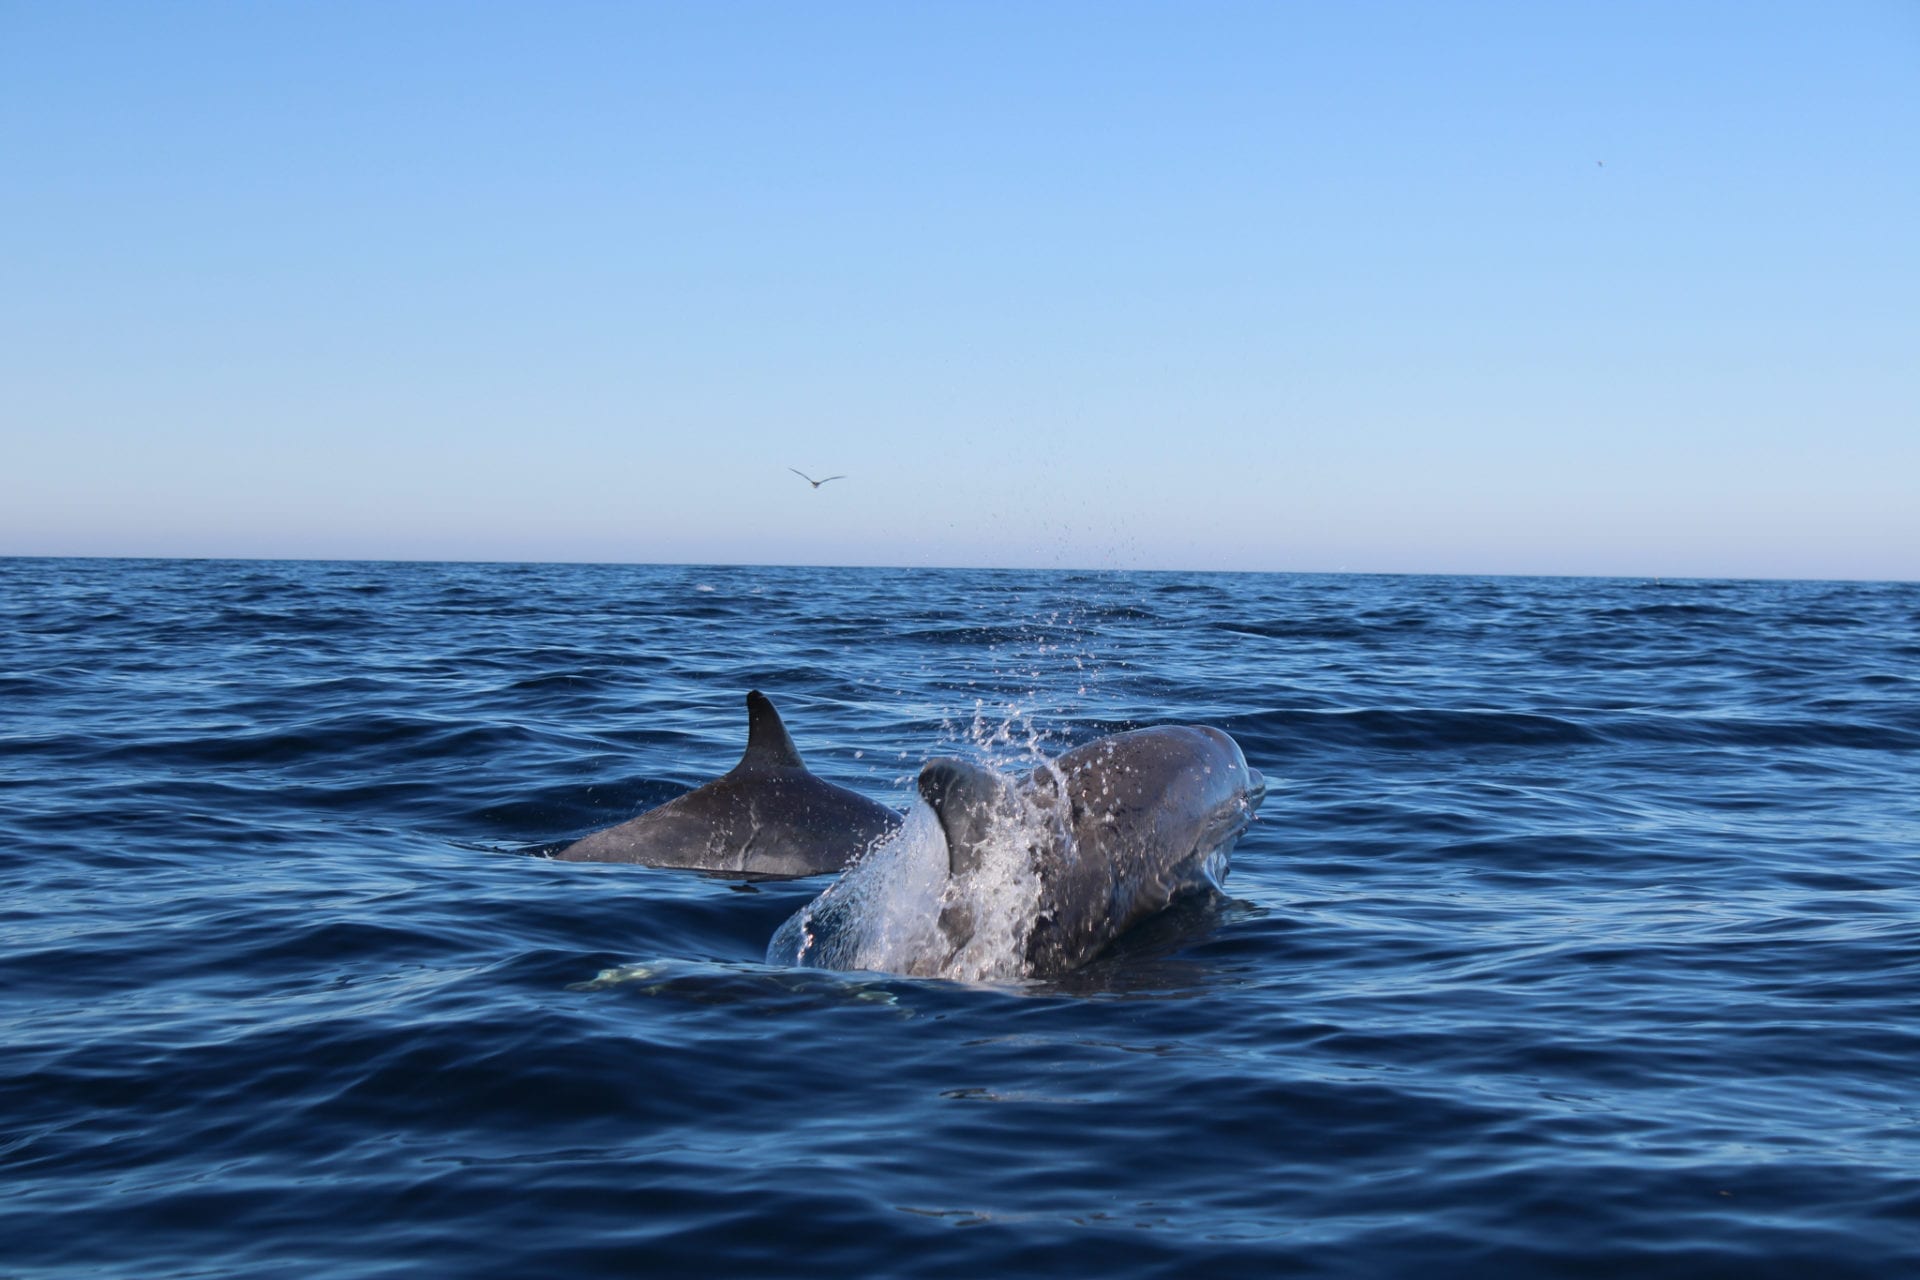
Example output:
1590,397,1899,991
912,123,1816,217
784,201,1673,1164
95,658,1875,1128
819,475,847,484
788,467,818,484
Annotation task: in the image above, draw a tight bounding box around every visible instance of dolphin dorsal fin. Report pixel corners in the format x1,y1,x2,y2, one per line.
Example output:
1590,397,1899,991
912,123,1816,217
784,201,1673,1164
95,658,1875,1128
917,758,1007,877
736,690,805,772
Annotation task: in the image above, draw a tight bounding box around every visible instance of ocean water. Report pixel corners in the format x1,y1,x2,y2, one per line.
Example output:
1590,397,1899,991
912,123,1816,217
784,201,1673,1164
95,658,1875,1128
3,557,1918,1278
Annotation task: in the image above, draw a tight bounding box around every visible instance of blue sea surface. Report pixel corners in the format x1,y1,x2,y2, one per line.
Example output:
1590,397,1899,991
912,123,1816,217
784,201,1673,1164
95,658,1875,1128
3,558,1918,1278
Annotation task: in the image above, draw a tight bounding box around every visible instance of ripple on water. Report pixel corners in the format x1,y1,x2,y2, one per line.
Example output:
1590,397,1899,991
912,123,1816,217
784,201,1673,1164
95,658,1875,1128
0,560,1917,1278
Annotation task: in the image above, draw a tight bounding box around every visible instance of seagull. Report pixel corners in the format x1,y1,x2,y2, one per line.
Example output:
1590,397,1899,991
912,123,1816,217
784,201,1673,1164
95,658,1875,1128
789,468,846,489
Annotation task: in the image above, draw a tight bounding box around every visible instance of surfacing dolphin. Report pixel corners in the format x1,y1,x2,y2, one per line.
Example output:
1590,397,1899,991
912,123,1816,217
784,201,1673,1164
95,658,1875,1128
768,724,1266,980
558,691,901,877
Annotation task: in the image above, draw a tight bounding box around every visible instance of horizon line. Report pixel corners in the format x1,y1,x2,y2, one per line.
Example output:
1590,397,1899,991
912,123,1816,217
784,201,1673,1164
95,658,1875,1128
2,551,1912,588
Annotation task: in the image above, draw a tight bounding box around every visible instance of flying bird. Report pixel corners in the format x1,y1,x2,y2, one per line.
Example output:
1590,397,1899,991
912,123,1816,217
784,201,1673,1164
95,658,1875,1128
789,468,846,489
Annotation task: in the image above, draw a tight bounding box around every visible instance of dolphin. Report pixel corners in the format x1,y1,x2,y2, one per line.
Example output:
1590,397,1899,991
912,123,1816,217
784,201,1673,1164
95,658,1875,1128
768,724,1266,979
557,690,902,877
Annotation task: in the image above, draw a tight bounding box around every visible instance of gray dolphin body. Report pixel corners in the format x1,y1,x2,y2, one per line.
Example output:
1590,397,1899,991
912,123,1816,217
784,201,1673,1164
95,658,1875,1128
771,724,1266,978
558,691,901,877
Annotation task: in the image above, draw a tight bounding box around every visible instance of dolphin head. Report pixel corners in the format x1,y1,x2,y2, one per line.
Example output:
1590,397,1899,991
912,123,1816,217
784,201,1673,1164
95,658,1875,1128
1184,725,1266,860
1198,724,1265,809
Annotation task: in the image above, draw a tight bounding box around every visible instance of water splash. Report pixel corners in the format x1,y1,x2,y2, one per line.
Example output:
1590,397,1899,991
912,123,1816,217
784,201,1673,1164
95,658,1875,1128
766,774,1053,983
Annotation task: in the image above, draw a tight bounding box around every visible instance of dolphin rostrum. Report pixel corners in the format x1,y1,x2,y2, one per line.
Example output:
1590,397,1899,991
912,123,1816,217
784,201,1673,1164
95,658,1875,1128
768,724,1266,979
558,691,901,877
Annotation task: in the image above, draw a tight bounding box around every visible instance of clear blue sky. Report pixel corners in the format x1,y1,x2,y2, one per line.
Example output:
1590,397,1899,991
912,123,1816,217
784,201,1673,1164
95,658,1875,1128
4,2,1915,578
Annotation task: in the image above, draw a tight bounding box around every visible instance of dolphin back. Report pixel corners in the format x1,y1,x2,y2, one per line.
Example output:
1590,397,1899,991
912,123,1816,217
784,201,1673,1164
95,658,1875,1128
558,690,899,875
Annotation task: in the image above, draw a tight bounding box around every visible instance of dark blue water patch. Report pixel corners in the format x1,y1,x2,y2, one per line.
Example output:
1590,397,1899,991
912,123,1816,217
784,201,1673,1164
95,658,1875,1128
1250,706,1607,750
2,558,1919,1278
1592,600,1757,619
1212,617,1374,642
901,622,1062,647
